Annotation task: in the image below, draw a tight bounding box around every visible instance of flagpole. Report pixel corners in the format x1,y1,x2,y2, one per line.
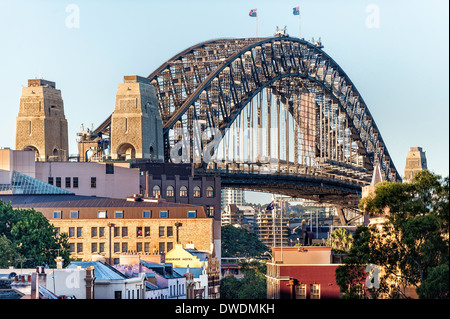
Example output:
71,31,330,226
299,10,301,39
256,14,258,37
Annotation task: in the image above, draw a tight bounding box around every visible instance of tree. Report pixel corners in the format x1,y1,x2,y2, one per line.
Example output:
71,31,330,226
0,234,23,268
337,171,449,298
220,260,267,299
0,200,71,268
221,225,268,258
327,227,353,253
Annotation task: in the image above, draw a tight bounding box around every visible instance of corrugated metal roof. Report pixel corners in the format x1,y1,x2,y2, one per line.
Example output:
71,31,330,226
174,267,204,278
67,261,126,280
0,194,201,209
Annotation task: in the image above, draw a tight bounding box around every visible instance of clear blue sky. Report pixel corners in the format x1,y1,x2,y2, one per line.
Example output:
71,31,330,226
0,0,448,204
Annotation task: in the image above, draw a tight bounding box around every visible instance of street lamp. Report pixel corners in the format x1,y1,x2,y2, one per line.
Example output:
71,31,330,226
107,222,115,265
175,222,183,244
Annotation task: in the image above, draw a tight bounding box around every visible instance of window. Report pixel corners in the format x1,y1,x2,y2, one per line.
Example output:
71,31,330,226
143,211,151,218
56,177,61,188
70,211,78,219
206,205,215,217
73,177,78,188
136,242,142,253
311,284,321,299
179,185,188,197
188,211,196,218
166,185,174,197
136,227,143,237
53,211,61,219
77,243,83,253
69,243,75,253
167,226,173,237
114,291,122,299
77,227,83,238
98,211,107,218
159,226,165,237
114,243,120,253
99,242,105,253
106,163,114,174
167,242,173,252
193,186,201,197
65,177,71,188
160,211,168,218
114,227,120,237
153,185,161,197
122,227,128,237
91,243,98,253
207,186,214,197
159,242,165,253
144,227,150,237
144,242,150,253
91,227,98,237
99,227,105,237
115,211,123,218
48,177,54,185
91,177,97,188
122,242,128,252
296,284,307,299
69,227,75,237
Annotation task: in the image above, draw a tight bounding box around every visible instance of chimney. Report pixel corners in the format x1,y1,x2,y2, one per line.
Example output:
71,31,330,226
55,256,64,269
30,272,39,299
85,267,95,299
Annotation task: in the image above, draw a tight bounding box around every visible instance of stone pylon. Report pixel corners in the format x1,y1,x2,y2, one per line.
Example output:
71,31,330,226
110,76,163,161
15,79,68,161
403,146,427,183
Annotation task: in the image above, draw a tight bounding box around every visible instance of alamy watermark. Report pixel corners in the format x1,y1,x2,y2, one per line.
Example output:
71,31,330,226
65,4,80,29
365,264,380,289
365,4,380,29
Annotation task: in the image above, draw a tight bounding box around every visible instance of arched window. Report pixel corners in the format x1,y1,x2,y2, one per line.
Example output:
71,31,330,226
206,186,214,198
179,186,188,197
166,185,174,197
193,186,201,198
153,185,161,197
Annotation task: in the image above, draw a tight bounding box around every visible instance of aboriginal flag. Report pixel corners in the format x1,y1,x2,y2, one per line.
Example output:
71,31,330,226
249,8,257,17
293,6,300,15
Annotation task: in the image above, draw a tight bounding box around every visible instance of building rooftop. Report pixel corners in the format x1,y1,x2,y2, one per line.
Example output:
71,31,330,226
0,194,203,209
67,261,127,280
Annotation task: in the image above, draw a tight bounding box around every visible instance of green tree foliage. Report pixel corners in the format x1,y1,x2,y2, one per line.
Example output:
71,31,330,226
336,171,449,299
0,234,23,268
221,225,268,258
220,260,267,299
327,227,353,253
0,200,71,268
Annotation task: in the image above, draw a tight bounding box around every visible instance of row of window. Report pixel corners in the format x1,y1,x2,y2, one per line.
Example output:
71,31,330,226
69,241,174,254
152,185,214,198
48,177,97,188
64,226,176,238
52,210,197,219
295,284,321,299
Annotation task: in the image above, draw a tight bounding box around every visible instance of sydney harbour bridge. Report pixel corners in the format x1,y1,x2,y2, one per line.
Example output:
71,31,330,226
89,32,401,215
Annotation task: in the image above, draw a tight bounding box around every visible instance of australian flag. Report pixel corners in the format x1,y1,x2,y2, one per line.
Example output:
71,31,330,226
266,201,274,211
293,6,300,16
249,8,257,17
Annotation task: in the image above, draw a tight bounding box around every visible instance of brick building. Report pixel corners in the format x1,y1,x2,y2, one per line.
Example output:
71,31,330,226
0,194,212,264
266,247,347,299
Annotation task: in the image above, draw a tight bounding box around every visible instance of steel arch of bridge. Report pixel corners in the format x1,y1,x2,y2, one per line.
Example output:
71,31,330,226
148,35,400,185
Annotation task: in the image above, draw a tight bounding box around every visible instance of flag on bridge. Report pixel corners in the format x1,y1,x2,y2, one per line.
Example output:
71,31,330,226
266,201,274,211
293,6,300,16
249,8,257,17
